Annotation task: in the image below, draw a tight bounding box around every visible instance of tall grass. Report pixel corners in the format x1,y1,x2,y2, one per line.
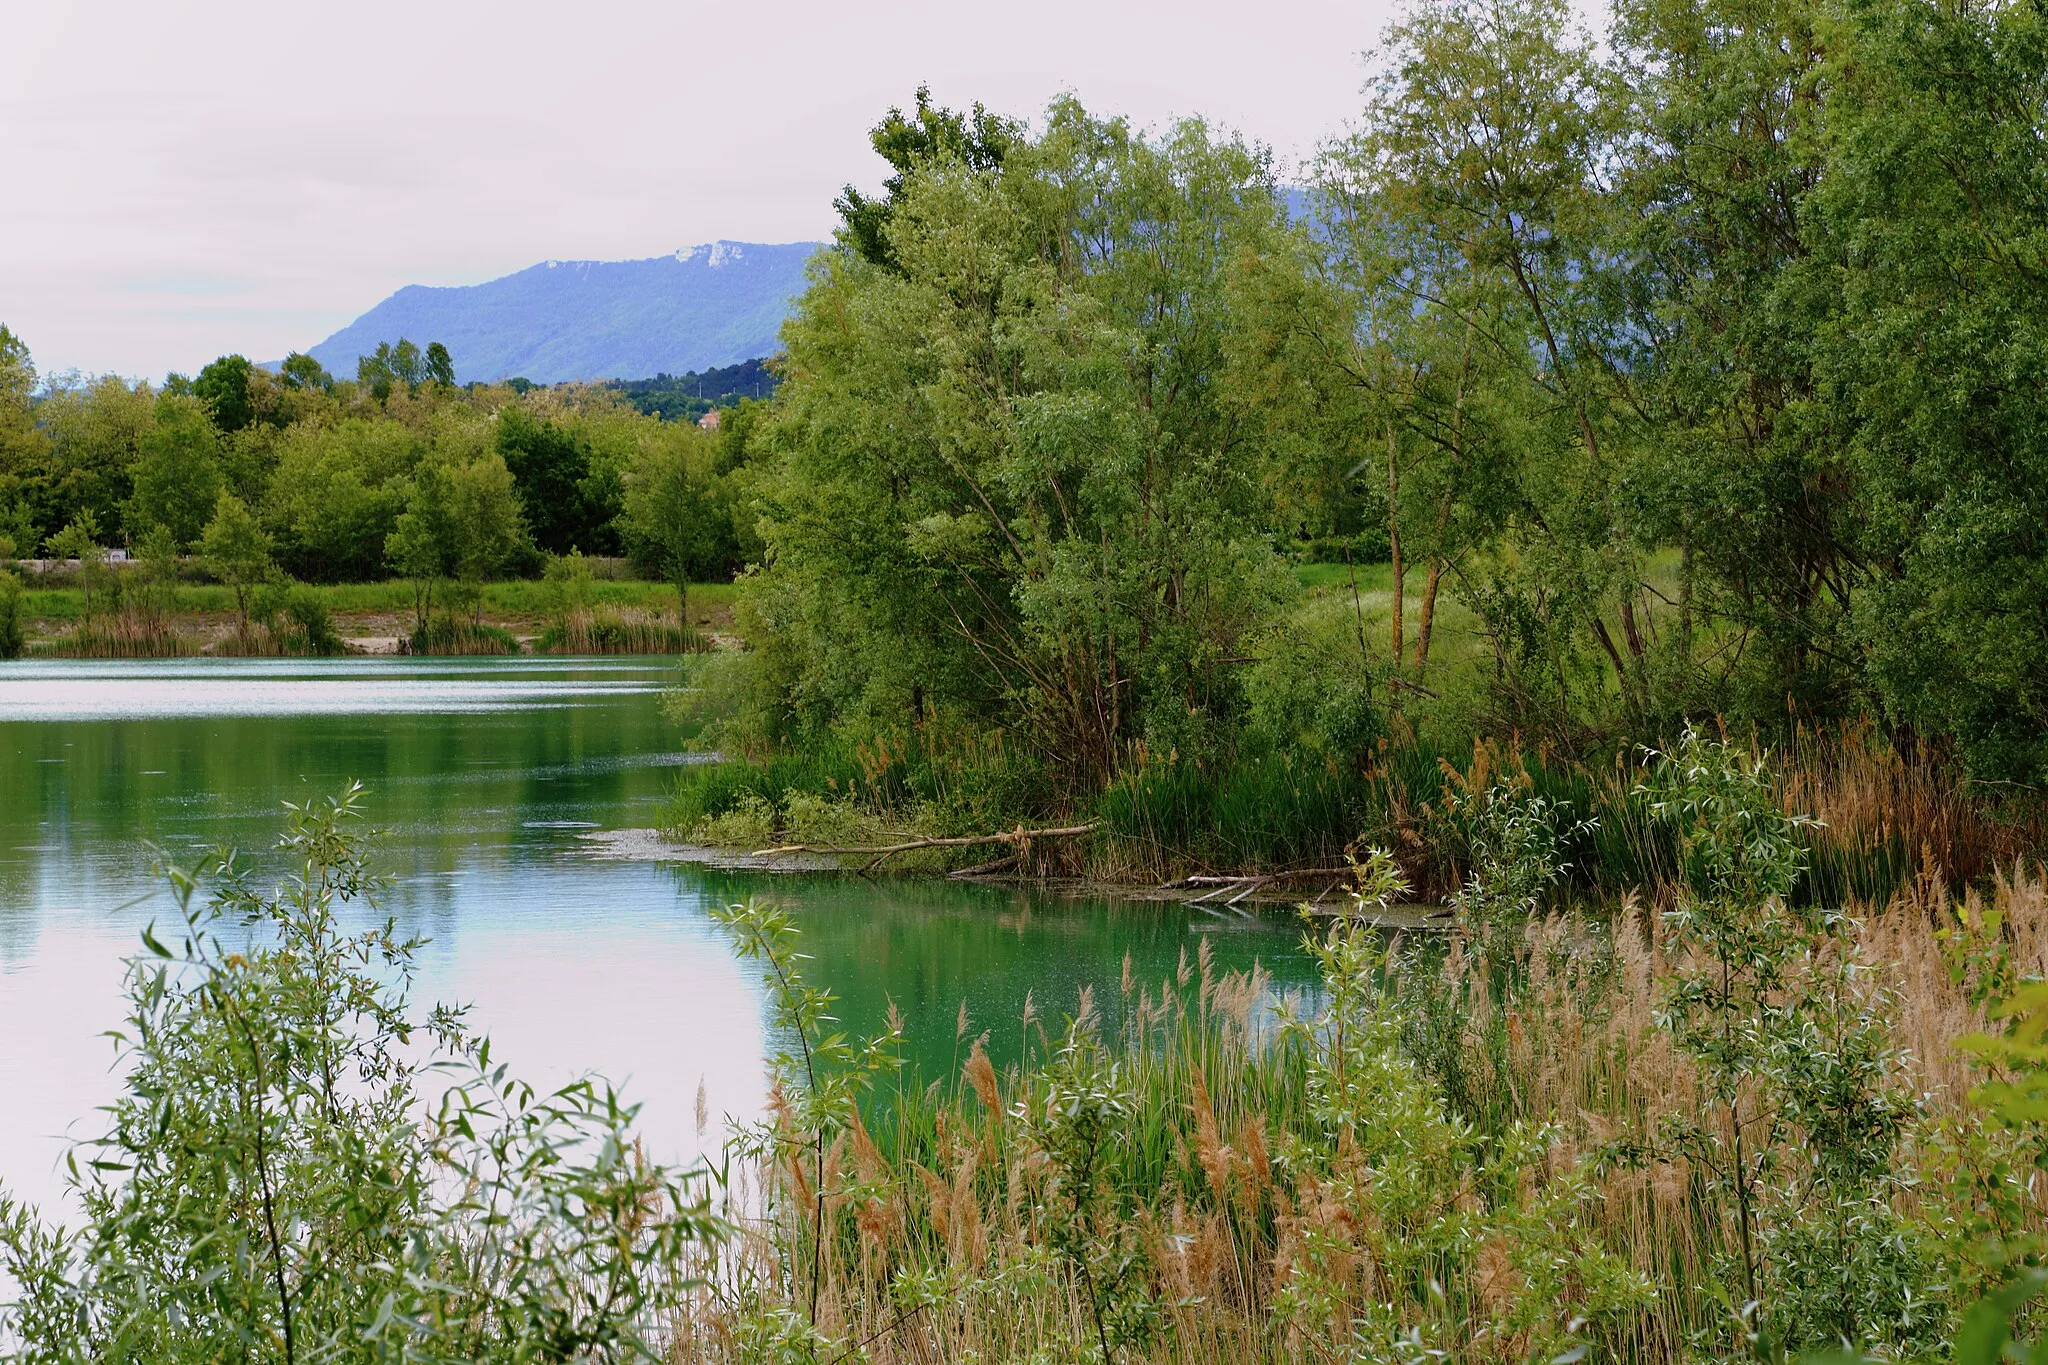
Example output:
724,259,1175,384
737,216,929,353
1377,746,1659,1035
673,784,2048,1362
36,612,191,658
539,607,705,655
670,721,2035,904
1092,749,1376,878
404,615,522,655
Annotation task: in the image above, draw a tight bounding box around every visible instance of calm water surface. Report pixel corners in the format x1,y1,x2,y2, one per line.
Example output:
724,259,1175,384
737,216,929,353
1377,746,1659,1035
0,657,1307,1211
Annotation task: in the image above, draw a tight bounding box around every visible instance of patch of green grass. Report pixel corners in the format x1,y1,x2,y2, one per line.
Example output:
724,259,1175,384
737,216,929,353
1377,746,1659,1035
1294,560,1396,593
22,579,741,629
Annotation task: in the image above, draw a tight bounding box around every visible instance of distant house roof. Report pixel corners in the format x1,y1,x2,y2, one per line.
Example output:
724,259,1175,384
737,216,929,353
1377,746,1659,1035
697,409,721,431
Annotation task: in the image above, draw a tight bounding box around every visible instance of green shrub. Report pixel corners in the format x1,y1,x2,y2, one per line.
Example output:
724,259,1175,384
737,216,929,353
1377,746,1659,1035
690,790,779,847
0,787,718,1361
280,584,346,655
664,750,865,837
247,579,349,656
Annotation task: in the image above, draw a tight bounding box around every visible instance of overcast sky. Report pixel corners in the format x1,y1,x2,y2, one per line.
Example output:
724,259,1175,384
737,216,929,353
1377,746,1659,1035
2,1,1402,382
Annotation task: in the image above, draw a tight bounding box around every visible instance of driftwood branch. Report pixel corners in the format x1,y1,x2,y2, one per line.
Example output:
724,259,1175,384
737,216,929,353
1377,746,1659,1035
948,852,1021,880
753,823,1100,874
1155,867,1358,908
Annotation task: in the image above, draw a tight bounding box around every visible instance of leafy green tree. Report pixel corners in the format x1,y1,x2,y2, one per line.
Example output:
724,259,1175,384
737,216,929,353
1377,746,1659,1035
278,352,332,391
0,323,33,415
389,338,423,389
0,326,52,539
834,84,1020,272
21,375,155,544
448,453,523,619
497,408,597,555
386,462,456,634
1605,0,1845,718
191,353,257,433
200,491,273,632
0,497,36,560
46,511,110,618
0,568,22,658
425,341,456,388
1807,0,2048,781
355,340,429,400
761,96,1297,786
0,323,38,436
1325,0,1649,736
621,430,729,621
130,523,182,628
124,395,223,548
264,418,416,582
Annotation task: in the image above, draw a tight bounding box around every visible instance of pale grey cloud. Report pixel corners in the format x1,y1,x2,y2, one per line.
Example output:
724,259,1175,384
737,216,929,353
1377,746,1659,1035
2,0,1398,380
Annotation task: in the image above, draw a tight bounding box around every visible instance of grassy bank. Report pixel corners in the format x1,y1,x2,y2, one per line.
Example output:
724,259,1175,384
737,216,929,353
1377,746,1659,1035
663,721,2038,906
690,820,2047,1362
9,577,739,655
673,733,2048,1361
662,559,1846,890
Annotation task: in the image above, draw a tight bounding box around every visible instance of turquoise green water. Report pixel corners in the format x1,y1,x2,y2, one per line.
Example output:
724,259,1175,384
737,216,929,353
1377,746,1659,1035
0,657,1308,1209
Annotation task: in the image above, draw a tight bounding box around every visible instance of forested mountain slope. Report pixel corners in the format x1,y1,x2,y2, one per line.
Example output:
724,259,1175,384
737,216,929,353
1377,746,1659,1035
304,241,819,385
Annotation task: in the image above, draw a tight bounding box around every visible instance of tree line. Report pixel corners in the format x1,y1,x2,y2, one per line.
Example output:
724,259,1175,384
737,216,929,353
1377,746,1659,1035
8,0,2043,784
0,330,766,622
705,0,2048,790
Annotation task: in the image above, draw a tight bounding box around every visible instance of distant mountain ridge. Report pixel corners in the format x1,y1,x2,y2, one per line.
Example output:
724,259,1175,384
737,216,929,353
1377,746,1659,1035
304,241,823,386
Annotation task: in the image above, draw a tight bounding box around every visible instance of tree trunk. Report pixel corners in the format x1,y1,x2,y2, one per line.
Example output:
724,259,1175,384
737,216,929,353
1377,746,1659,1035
1386,421,1404,667
1414,559,1443,682
1679,534,1694,656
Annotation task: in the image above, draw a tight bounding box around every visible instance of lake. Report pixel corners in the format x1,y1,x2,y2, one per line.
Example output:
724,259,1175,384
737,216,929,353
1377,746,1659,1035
0,656,1308,1212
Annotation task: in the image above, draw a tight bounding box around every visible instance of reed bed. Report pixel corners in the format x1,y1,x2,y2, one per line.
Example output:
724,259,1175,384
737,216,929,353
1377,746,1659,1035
670,721,2040,908
540,607,705,655
665,741,2048,1362
35,611,191,658
404,614,522,655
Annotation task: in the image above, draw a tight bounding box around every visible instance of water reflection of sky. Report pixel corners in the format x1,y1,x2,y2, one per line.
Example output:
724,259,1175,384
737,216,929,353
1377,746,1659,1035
0,658,678,720
0,657,1308,1217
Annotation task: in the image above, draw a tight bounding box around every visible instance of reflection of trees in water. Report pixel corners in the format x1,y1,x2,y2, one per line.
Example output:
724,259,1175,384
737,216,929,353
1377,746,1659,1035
0,666,686,963
679,864,1315,1079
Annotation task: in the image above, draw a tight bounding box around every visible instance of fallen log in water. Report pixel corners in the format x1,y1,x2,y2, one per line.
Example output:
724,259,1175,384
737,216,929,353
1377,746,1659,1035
1157,867,1357,906
752,822,1100,874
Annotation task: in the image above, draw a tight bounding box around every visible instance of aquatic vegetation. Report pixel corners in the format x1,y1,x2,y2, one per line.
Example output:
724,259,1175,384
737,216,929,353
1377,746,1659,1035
405,613,522,655
539,607,703,656
678,736,2048,1362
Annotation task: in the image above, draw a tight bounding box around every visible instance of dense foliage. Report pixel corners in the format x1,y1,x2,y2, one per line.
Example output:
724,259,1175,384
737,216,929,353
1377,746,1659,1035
0,788,718,1362
608,359,779,423
0,331,765,597
685,0,2048,793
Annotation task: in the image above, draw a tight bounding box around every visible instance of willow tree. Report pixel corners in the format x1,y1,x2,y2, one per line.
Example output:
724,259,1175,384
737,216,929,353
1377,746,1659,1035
1294,0,1655,739
750,97,1298,789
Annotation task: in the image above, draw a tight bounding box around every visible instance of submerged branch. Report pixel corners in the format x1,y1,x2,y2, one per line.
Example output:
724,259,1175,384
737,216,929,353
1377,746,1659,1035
753,822,1100,873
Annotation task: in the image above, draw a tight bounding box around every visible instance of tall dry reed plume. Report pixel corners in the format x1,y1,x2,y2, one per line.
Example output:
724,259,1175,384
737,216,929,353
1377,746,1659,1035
674,856,2048,1359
